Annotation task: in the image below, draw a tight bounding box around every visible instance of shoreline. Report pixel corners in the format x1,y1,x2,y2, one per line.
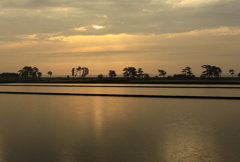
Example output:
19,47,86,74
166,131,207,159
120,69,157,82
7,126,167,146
1,91,240,100
1,77,240,84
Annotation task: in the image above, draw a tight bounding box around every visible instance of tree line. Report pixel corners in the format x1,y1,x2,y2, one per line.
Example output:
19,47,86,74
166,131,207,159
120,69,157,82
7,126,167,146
0,66,52,79
0,65,240,79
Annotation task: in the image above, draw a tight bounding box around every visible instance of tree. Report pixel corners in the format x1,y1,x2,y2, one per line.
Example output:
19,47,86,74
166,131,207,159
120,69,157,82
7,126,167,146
129,67,137,78
229,69,235,77
75,66,82,77
47,71,53,78
136,68,144,78
201,65,211,78
73,66,89,78
123,67,129,78
122,67,137,78
18,66,41,78
81,67,89,77
201,65,222,78
158,69,167,77
71,68,75,77
212,66,222,78
109,70,117,78
37,72,42,78
32,67,39,78
182,67,193,76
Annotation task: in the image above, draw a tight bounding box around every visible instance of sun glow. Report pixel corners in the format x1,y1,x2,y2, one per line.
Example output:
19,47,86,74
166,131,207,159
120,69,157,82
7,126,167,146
1,26,240,75
92,25,105,30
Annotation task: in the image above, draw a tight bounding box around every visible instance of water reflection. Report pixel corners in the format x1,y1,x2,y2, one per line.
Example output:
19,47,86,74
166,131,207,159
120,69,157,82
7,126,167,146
1,83,240,97
0,94,240,161
93,97,104,147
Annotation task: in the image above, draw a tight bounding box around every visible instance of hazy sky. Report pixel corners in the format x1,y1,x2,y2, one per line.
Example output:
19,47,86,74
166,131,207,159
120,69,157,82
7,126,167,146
1,0,240,76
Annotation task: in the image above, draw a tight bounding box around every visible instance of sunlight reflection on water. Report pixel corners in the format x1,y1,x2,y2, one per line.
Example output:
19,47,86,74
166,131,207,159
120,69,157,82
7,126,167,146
1,83,240,97
0,94,240,161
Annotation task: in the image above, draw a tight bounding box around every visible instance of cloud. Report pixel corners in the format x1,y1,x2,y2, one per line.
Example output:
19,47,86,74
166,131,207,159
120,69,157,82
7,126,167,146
41,50,142,58
0,26,240,74
73,25,107,31
163,26,240,38
167,0,220,8
16,34,39,40
1,0,240,42
74,27,88,31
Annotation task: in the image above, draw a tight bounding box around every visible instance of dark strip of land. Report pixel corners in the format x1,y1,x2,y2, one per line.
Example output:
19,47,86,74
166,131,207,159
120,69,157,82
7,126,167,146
1,77,240,84
1,84,240,89
1,91,240,100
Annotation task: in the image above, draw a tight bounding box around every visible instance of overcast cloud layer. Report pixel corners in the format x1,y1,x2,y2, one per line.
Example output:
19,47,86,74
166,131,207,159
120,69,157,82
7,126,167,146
1,0,240,41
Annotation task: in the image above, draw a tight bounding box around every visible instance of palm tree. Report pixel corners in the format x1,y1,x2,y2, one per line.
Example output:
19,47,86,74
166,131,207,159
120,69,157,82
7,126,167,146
71,68,75,77
158,69,167,77
47,71,53,78
229,69,235,78
76,66,82,77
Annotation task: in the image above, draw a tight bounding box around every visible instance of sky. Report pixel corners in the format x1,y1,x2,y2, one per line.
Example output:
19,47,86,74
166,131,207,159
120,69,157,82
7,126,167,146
1,0,240,76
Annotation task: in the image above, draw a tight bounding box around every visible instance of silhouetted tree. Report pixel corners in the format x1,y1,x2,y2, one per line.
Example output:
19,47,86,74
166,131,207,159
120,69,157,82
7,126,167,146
182,67,193,76
229,69,235,77
76,66,82,77
37,72,42,78
18,66,41,78
136,68,144,78
47,71,53,78
158,69,167,77
212,66,222,78
201,65,222,78
81,67,89,77
123,67,129,78
32,67,39,78
71,68,75,77
109,70,117,78
123,67,137,78
201,65,211,78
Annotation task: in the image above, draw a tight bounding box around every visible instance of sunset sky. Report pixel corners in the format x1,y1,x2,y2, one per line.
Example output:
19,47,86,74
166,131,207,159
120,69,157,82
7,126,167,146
1,0,240,76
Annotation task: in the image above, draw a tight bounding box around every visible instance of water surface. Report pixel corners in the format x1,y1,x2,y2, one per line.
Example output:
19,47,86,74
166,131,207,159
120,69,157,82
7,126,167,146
0,93,240,162
1,83,240,97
